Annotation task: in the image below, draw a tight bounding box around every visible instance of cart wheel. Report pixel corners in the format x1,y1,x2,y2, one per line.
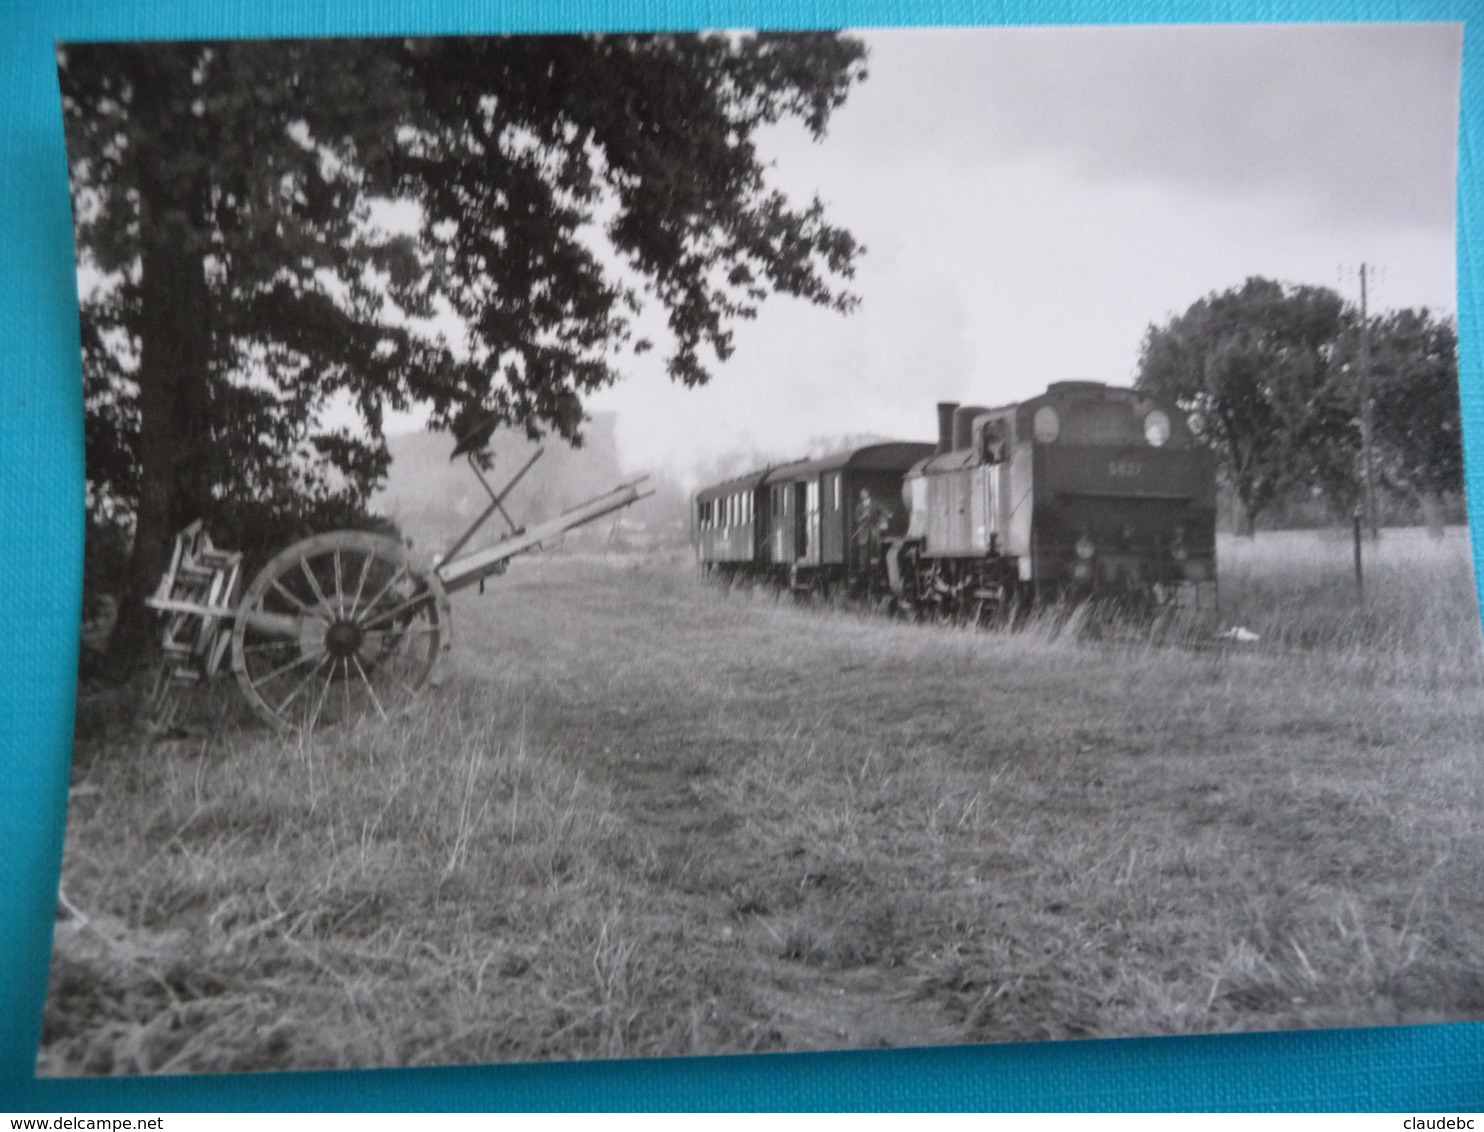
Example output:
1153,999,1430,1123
230,531,450,732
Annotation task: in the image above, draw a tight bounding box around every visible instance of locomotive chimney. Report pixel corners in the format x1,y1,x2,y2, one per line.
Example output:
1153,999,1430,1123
936,402,959,456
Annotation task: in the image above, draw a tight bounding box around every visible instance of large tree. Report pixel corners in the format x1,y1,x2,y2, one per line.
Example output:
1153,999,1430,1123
61,33,866,665
1137,279,1462,533
1368,308,1461,510
1136,277,1353,533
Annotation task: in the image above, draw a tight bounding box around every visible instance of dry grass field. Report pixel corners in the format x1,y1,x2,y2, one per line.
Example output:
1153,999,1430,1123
41,527,1484,1074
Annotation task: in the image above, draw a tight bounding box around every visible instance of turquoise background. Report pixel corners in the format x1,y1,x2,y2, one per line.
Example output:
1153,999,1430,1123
2,0,1480,1111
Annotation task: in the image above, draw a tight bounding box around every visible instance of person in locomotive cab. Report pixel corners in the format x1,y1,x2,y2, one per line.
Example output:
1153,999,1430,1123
854,489,892,559
979,418,1008,464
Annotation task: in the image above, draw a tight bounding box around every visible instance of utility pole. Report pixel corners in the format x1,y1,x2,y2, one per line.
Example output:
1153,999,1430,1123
1357,263,1379,541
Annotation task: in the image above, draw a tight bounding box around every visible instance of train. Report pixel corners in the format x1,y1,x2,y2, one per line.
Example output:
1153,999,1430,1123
693,381,1218,624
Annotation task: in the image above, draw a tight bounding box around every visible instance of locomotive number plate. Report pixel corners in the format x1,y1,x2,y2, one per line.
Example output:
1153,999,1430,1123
1107,459,1144,478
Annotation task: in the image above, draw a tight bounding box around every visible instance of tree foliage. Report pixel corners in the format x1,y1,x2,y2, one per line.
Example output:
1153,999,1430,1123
60,33,867,664
1136,277,1460,532
1369,308,1461,501
1135,278,1350,532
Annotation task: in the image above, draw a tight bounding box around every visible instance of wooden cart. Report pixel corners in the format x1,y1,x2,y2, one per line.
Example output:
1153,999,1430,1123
144,444,650,732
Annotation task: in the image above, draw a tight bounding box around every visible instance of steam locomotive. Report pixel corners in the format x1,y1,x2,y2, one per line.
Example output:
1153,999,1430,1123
693,381,1217,622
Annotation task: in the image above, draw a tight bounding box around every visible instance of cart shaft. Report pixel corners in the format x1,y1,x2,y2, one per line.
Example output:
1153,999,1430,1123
434,478,651,593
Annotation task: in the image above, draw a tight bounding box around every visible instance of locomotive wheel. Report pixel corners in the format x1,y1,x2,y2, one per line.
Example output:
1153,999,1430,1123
230,531,450,732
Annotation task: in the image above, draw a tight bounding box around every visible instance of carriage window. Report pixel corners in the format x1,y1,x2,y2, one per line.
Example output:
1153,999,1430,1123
832,475,841,510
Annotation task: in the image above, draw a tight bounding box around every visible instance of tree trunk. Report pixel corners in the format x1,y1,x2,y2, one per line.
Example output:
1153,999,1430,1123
106,232,213,674
103,54,214,675
1236,494,1261,538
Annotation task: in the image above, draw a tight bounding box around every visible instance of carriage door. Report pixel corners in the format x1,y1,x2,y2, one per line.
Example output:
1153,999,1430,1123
821,473,843,563
792,482,808,559
805,479,821,564
753,488,769,560
771,485,787,562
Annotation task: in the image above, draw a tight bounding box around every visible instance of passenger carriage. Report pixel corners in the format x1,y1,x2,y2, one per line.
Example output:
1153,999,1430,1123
694,469,769,581
760,443,935,591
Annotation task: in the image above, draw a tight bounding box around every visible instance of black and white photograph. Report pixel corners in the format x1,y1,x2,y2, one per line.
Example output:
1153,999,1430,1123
45,23,1478,1075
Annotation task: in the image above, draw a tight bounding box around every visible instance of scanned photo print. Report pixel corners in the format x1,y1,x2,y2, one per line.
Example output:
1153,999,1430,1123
46,23,1477,1074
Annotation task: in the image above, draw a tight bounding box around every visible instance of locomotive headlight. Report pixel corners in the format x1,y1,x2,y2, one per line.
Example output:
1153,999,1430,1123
1144,409,1171,447
1033,406,1060,443
1075,534,1096,560
1072,561,1094,582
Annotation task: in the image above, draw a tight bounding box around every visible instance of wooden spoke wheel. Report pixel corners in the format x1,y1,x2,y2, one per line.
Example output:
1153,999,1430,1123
230,531,450,732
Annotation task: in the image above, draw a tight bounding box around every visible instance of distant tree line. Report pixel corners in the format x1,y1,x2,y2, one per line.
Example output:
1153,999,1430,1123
1136,276,1461,534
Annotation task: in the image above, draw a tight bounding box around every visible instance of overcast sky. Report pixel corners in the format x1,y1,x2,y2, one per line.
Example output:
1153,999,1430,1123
575,22,1460,481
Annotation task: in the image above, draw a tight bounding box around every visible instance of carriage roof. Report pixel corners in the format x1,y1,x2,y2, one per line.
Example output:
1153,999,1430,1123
761,441,935,484
694,467,771,503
